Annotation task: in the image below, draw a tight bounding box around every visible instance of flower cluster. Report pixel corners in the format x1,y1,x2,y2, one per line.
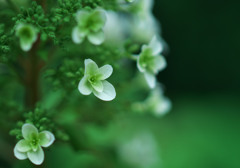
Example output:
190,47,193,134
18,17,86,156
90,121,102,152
11,0,170,166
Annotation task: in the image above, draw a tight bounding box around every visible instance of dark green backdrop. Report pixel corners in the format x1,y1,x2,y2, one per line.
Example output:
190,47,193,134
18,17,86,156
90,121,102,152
152,1,240,168
155,0,240,93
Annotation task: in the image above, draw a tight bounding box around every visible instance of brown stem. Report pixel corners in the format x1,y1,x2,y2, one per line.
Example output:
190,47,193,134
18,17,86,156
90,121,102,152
23,37,41,108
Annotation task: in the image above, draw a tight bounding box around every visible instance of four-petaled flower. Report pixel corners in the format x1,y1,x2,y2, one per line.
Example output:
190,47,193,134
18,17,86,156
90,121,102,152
78,59,116,101
137,36,166,88
72,9,106,45
14,123,55,165
15,23,38,52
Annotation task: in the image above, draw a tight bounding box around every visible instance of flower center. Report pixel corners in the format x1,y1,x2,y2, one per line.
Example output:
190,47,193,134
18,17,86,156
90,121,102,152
89,76,97,84
30,133,40,150
19,27,33,39
139,48,155,72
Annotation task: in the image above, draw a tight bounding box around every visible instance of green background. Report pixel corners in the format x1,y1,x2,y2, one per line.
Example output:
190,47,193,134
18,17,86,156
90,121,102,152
153,0,240,168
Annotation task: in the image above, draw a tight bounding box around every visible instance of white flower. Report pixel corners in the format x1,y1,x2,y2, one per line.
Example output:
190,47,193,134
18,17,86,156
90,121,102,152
117,132,159,168
137,36,166,88
15,23,38,52
145,85,171,117
103,11,126,45
72,9,106,45
14,123,55,165
131,14,161,43
78,59,116,101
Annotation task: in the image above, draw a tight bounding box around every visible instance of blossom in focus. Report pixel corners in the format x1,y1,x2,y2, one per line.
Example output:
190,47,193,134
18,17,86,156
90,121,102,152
14,123,55,165
78,59,116,101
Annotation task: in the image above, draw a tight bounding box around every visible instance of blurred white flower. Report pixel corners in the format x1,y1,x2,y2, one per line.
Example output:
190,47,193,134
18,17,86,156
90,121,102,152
117,132,160,168
145,85,172,117
137,36,166,88
103,11,126,45
132,84,171,117
72,9,106,45
15,23,38,52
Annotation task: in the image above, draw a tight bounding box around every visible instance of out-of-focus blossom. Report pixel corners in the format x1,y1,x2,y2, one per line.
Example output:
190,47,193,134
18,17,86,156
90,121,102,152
137,36,166,88
72,9,106,45
15,23,38,52
145,85,171,117
117,132,160,168
132,84,171,117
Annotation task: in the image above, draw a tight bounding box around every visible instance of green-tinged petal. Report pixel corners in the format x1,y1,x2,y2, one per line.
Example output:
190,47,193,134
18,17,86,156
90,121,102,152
15,140,31,152
144,72,156,89
72,27,85,44
152,56,167,73
20,39,32,52
78,76,92,95
94,9,106,24
141,44,148,51
16,23,38,52
137,57,146,72
75,10,89,23
98,65,113,80
39,131,55,148
93,80,116,101
85,59,98,75
88,30,105,45
14,145,28,160
149,36,163,55
155,98,171,117
90,9,106,31
16,24,37,40
22,123,38,140
27,147,44,165
91,80,103,92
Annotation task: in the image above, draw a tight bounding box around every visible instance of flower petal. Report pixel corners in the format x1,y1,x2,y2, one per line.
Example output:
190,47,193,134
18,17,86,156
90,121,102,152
93,80,116,101
15,139,31,152
91,80,103,92
144,72,156,89
72,27,85,44
85,59,98,75
22,123,38,140
14,145,28,160
78,76,92,95
98,65,113,80
39,131,55,148
90,9,107,31
75,10,89,23
152,56,167,73
149,36,163,55
137,57,146,72
88,30,105,45
27,147,44,165
20,39,32,52
94,9,107,25
155,98,171,117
